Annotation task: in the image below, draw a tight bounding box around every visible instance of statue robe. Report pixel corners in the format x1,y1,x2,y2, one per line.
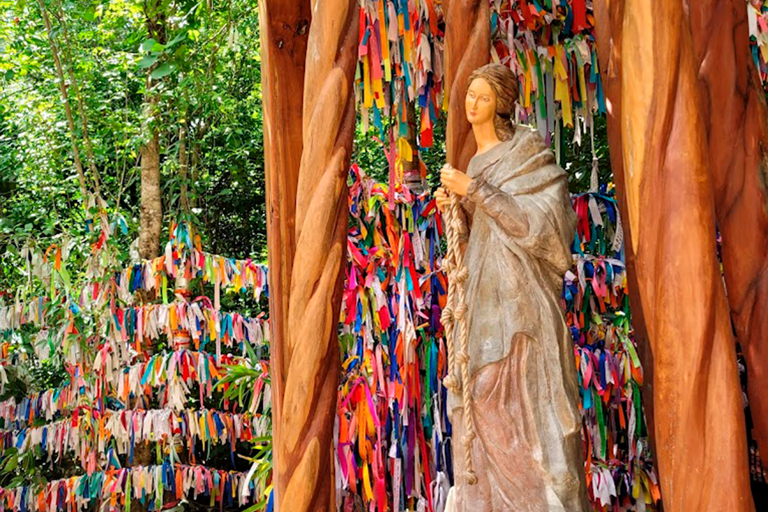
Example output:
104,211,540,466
449,126,590,512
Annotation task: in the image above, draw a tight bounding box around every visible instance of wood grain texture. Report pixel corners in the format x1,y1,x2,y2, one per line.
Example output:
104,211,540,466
271,0,358,510
596,0,755,510
686,0,768,468
444,0,490,171
592,0,659,467
258,3,311,508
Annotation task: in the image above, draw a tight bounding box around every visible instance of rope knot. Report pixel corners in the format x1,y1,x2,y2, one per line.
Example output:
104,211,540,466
456,352,470,365
440,306,454,324
443,374,460,392
455,267,469,283
454,303,468,320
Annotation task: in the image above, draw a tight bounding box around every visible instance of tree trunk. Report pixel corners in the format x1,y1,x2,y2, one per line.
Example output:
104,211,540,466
191,142,200,209
403,103,423,192
178,121,189,215
257,1,311,508
139,107,162,259
138,1,166,260
134,9,166,512
685,0,768,468
444,0,490,171
270,0,358,509
595,1,755,510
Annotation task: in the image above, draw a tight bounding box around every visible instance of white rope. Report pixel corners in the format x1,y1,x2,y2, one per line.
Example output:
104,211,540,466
441,179,478,485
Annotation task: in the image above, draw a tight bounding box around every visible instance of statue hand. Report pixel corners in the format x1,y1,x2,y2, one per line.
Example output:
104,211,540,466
441,164,473,197
434,187,450,212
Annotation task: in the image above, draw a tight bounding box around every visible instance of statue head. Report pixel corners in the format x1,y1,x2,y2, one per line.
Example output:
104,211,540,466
465,63,519,141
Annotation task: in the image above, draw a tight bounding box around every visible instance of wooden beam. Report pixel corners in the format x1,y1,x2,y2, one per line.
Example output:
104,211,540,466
257,0,311,509
267,0,359,509
444,0,490,171
595,1,755,509
592,0,659,467
686,0,768,468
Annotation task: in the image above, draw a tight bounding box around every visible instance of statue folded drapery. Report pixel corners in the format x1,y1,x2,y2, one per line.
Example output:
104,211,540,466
446,125,590,512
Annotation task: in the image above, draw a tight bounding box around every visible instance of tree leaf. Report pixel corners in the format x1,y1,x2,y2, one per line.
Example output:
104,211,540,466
141,39,158,52
166,31,186,48
150,63,175,79
83,6,96,22
137,56,158,69
243,338,258,362
58,267,71,290
3,455,18,473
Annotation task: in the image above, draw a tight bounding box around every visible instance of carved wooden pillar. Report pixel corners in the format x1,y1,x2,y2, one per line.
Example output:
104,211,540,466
594,1,755,510
444,0,489,171
592,0,658,459
262,0,358,509
258,0,310,509
685,0,768,468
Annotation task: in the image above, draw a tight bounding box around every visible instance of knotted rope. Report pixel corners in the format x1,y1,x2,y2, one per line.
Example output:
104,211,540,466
440,183,478,485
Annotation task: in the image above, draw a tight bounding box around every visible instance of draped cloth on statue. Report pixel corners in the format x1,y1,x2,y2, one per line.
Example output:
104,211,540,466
448,126,590,512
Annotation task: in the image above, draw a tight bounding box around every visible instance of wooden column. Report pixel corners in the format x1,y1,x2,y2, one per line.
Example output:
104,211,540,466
686,0,768,467
595,1,755,510
258,0,311,509
444,0,489,171
592,0,658,460
264,0,359,510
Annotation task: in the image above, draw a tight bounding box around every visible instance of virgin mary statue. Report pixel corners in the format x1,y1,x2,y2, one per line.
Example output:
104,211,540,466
435,63,590,512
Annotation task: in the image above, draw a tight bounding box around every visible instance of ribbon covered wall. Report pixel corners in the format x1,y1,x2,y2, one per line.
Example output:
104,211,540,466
567,191,660,511
0,300,268,366
0,463,255,512
749,1,768,86
0,407,269,471
490,0,605,147
356,0,445,148
355,1,606,151
335,161,663,512
111,222,268,304
336,165,452,512
0,220,271,511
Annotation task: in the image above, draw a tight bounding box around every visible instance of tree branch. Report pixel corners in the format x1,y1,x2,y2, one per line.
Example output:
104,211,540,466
35,0,89,201
53,1,102,197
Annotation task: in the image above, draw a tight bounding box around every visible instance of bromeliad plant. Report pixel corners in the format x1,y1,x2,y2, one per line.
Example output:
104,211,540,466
217,338,273,511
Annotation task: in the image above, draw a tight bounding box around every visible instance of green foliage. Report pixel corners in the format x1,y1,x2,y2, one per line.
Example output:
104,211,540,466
561,115,613,193
1,0,267,290
239,436,273,512
0,0,270,497
217,342,272,511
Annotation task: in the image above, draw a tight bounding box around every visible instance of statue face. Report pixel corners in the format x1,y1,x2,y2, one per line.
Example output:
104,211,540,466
465,78,497,126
